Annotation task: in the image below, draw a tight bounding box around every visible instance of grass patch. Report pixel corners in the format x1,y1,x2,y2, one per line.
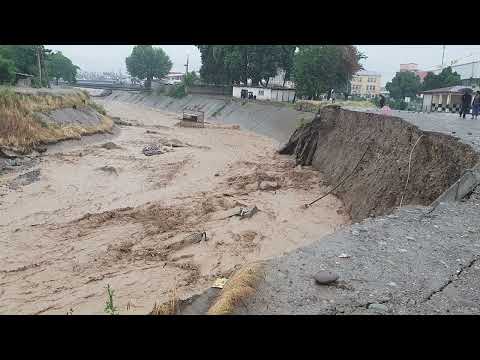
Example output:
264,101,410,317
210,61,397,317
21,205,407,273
150,278,178,315
207,262,265,315
0,88,113,154
88,100,107,115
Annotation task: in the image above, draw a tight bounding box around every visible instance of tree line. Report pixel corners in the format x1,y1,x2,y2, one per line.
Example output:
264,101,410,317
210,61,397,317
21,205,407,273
125,45,366,99
196,45,365,99
386,66,462,101
0,45,79,86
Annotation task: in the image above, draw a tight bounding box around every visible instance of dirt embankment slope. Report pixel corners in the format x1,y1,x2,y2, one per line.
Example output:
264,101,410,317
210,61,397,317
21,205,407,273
280,105,479,222
0,87,113,156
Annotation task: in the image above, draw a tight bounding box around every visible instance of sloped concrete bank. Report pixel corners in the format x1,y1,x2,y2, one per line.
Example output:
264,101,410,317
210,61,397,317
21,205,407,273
103,91,315,144
280,105,479,222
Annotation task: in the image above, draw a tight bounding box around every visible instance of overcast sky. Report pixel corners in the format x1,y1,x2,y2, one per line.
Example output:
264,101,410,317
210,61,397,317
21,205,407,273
47,45,480,85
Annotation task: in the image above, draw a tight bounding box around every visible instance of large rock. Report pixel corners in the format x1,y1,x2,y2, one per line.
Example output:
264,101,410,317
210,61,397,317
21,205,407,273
313,270,339,285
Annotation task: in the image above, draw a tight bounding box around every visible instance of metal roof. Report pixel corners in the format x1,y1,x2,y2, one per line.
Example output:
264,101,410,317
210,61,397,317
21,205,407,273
421,85,472,94
15,72,34,78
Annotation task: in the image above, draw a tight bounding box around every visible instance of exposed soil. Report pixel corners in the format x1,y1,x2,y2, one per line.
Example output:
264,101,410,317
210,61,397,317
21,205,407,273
280,106,479,222
0,99,347,315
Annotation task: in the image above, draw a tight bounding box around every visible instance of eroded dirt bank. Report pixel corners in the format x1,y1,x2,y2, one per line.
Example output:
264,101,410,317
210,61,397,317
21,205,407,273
0,100,347,315
280,105,479,222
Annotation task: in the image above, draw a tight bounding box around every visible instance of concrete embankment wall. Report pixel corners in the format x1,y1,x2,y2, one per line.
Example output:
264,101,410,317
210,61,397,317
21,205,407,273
104,91,315,144
280,106,480,222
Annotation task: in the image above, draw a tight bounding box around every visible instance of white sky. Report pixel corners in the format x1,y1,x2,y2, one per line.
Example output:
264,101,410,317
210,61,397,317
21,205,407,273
47,45,480,85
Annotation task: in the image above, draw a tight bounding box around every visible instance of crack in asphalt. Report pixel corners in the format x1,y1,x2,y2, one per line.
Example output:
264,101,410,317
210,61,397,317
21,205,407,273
422,256,480,303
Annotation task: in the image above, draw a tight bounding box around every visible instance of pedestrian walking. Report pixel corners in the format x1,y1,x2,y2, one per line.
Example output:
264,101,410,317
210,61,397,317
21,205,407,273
460,91,473,119
472,91,480,119
331,89,336,103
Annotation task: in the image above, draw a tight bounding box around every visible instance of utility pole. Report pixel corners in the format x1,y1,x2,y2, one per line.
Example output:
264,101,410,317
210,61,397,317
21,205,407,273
184,53,189,94
441,45,446,70
36,45,43,87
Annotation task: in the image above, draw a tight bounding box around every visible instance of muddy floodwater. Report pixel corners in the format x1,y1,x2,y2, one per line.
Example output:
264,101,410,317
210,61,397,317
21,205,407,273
0,99,348,314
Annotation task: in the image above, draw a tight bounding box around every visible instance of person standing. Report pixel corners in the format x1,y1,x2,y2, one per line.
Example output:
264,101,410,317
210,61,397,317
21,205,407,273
331,89,336,103
472,91,480,119
379,94,386,108
460,91,473,119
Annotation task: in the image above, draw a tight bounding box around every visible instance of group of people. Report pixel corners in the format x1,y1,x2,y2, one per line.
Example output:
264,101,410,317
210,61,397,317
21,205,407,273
460,91,480,119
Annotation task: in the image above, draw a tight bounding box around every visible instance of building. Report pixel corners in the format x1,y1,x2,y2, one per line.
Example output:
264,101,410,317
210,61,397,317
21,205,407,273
400,63,429,82
420,85,474,113
15,73,34,87
232,85,296,102
350,70,382,98
162,72,184,85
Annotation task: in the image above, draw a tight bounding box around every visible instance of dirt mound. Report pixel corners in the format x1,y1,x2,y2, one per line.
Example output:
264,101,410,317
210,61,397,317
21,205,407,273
280,106,479,222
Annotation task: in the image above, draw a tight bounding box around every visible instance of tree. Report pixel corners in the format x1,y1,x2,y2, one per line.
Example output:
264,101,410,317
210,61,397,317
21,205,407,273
184,71,200,86
196,45,295,86
0,55,15,84
386,72,421,100
125,45,172,89
0,45,77,87
422,66,461,91
0,45,37,75
294,45,364,99
278,45,296,87
46,51,79,84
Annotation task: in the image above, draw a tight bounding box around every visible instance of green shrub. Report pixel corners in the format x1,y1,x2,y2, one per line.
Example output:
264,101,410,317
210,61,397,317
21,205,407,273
168,83,187,98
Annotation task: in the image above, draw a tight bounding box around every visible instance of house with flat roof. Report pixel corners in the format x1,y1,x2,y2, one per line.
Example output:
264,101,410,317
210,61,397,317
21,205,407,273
15,73,34,87
232,85,295,102
420,85,475,113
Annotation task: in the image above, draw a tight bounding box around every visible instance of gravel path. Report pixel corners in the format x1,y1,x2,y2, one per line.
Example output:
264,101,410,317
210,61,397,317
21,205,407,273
345,107,480,152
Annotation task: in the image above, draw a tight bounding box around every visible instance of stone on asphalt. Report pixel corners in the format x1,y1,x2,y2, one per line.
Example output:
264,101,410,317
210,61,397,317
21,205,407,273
313,270,339,285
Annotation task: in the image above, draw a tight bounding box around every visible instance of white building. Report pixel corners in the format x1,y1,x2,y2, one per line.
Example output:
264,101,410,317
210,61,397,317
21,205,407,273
161,72,184,85
232,85,296,102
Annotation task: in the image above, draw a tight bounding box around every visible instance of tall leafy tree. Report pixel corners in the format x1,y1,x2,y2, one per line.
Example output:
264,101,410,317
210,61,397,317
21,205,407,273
125,45,172,89
46,51,79,84
196,45,295,86
294,45,364,99
278,45,296,87
422,66,461,91
0,45,37,75
386,71,422,100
